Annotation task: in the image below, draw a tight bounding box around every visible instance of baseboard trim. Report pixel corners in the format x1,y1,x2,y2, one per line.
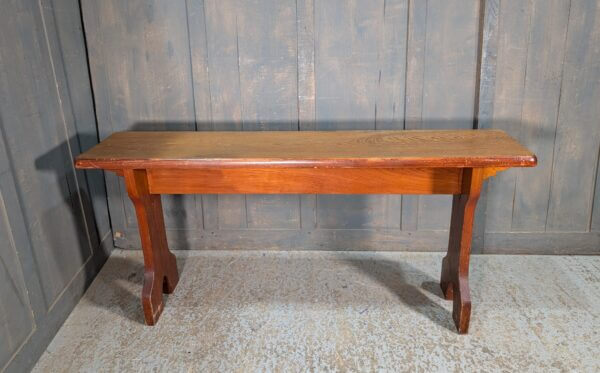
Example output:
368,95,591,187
483,232,600,254
115,228,600,254
115,228,450,251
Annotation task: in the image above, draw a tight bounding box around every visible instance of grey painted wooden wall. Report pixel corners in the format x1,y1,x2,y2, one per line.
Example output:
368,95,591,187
82,0,599,254
2,1,597,370
0,0,111,371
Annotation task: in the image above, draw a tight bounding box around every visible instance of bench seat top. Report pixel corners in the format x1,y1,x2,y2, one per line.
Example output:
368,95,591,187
75,129,536,169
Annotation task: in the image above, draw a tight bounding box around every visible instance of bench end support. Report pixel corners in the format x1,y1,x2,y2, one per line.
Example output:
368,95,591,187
440,168,483,334
124,169,179,326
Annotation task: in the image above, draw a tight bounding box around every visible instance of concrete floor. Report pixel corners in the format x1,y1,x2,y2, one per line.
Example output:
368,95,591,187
34,250,600,372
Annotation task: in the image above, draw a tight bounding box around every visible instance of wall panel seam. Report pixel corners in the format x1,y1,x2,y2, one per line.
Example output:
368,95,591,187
472,0,486,130
0,189,37,373
510,0,534,231
184,0,199,132
38,0,94,256
544,0,572,232
589,143,600,231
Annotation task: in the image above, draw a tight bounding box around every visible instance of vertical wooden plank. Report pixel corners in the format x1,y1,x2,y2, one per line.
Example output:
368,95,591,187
402,0,428,231
0,138,26,369
83,1,196,130
297,0,317,230
83,0,199,244
375,0,408,130
0,120,46,371
201,194,219,231
420,0,479,128
1,0,89,313
546,0,600,231
315,0,382,128
0,323,9,372
0,0,108,370
235,0,301,229
202,0,246,229
186,0,214,231
186,0,213,131
314,0,406,230
217,195,247,229
403,0,428,127
316,195,391,229
417,0,480,230
1,0,92,306
385,195,402,230
246,196,300,229
484,0,532,232
52,0,111,240
592,156,600,231
475,0,499,130
203,0,243,129
377,0,409,230
297,0,316,130
80,0,131,241
300,195,317,230
314,0,382,229
236,0,297,131
105,173,128,244
0,190,35,370
472,0,499,253
40,0,103,258
512,0,570,231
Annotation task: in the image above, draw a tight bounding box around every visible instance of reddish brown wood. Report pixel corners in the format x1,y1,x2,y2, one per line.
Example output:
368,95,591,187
147,167,463,195
74,130,537,332
440,168,484,334
75,130,537,170
124,169,179,325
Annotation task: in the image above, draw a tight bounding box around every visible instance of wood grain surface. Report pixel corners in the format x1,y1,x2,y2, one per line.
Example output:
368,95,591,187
124,169,179,325
75,130,536,169
147,168,462,195
440,168,484,334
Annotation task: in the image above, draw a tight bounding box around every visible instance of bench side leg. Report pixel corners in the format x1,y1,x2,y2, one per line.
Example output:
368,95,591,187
440,168,483,334
124,169,179,325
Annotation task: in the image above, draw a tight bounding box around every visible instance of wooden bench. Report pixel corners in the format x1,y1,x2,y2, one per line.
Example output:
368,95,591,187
75,129,536,333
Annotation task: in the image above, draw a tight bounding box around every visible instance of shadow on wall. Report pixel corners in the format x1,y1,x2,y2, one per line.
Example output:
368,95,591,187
33,134,111,298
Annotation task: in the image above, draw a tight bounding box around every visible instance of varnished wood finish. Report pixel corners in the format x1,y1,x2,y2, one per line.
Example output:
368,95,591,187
440,168,484,334
147,168,463,195
74,129,537,333
124,169,179,325
75,130,537,170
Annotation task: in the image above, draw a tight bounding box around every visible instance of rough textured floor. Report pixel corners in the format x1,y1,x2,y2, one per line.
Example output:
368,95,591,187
34,250,600,372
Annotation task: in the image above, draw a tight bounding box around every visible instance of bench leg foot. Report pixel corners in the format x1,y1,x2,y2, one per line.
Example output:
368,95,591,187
125,169,179,325
440,169,483,334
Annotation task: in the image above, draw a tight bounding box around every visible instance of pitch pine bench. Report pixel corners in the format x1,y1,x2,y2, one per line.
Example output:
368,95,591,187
75,130,536,334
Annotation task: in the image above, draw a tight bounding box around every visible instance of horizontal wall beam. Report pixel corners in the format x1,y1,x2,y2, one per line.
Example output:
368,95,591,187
116,228,451,252
484,232,600,255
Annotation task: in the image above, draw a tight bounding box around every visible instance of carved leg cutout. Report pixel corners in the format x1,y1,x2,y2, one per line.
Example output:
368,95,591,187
440,168,483,334
163,270,178,294
440,256,454,300
125,169,179,325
